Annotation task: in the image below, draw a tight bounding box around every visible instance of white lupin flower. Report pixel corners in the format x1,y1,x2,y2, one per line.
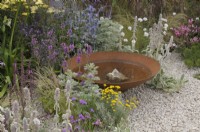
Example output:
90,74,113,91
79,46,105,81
172,12,176,16
144,32,149,37
196,17,199,20
119,25,124,31
123,39,128,42
120,32,125,37
143,17,148,21
138,18,143,22
128,26,132,31
143,28,147,32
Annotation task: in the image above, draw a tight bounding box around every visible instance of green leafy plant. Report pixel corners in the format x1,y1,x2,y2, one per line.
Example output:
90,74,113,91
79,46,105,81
0,4,21,98
194,73,200,80
182,43,200,68
147,70,187,92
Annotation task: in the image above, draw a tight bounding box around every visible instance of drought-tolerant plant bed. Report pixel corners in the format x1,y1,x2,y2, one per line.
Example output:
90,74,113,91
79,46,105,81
0,0,199,131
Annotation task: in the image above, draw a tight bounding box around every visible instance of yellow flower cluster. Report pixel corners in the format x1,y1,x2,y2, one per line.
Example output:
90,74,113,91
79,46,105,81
101,84,137,111
0,0,63,15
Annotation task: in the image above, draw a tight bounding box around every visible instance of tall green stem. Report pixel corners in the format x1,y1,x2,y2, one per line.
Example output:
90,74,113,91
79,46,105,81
9,1,20,54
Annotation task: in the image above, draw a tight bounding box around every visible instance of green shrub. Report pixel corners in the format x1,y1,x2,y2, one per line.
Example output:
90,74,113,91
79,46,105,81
182,43,200,68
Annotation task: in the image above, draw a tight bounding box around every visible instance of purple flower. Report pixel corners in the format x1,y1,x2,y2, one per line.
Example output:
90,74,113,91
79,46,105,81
47,29,54,37
87,45,93,54
77,48,82,56
69,43,74,51
48,45,53,50
80,81,85,86
79,99,87,105
70,115,76,123
62,60,68,71
87,73,94,79
76,56,81,64
77,72,82,77
71,97,77,101
78,114,85,120
67,29,72,36
62,128,67,132
31,37,38,45
90,108,94,112
93,119,101,126
75,125,80,131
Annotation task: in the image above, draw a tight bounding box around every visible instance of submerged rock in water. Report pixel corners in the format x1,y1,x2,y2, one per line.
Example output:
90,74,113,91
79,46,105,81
106,69,128,83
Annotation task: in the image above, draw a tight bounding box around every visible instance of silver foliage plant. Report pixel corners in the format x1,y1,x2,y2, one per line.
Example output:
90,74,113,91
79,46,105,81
120,14,186,92
0,87,41,132
143,14,187,92
95,17,123,51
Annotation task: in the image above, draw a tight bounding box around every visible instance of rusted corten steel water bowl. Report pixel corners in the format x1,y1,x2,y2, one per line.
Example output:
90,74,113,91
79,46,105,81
69,51,160,91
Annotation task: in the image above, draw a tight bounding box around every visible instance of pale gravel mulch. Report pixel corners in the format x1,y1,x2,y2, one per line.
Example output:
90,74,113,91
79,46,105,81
124,53,200,132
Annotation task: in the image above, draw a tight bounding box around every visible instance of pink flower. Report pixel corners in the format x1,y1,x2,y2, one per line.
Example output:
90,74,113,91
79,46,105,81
190,37,199,43
188,19,193,25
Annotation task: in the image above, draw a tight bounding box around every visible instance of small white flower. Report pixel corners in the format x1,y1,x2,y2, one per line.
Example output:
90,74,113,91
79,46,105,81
163,31,167,35
164,23,168,28
131,39,136,44
144,32,149,37
0,114,5,122
128,26,132,31
196,17,199,20
138,18,143,22
143,28,147,32
123,39,128,42
120,32,125,37
172,12,176,16
143,17,148,21
33,118,40,126
100,17,104,20
119,25,124,31
172,43,177,47
0,62,5,66
161,18,167,22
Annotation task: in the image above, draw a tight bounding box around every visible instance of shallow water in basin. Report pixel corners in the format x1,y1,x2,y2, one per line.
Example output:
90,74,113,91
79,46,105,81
74,60,152,84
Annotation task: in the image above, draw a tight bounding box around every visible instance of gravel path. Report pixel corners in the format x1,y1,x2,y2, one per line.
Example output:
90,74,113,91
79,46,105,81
124,52,200,132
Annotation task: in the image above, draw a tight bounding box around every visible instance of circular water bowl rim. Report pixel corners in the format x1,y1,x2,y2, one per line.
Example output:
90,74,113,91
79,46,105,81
69,51,160,87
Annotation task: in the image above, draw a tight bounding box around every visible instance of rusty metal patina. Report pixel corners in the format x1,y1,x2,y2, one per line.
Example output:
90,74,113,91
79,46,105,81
68,51,160,91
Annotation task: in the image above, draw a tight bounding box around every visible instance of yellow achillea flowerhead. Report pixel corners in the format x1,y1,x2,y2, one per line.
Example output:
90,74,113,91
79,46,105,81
101,84,138,112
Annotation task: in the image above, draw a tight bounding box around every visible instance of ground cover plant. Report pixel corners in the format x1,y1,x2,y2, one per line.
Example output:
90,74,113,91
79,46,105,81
1,0,199,131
